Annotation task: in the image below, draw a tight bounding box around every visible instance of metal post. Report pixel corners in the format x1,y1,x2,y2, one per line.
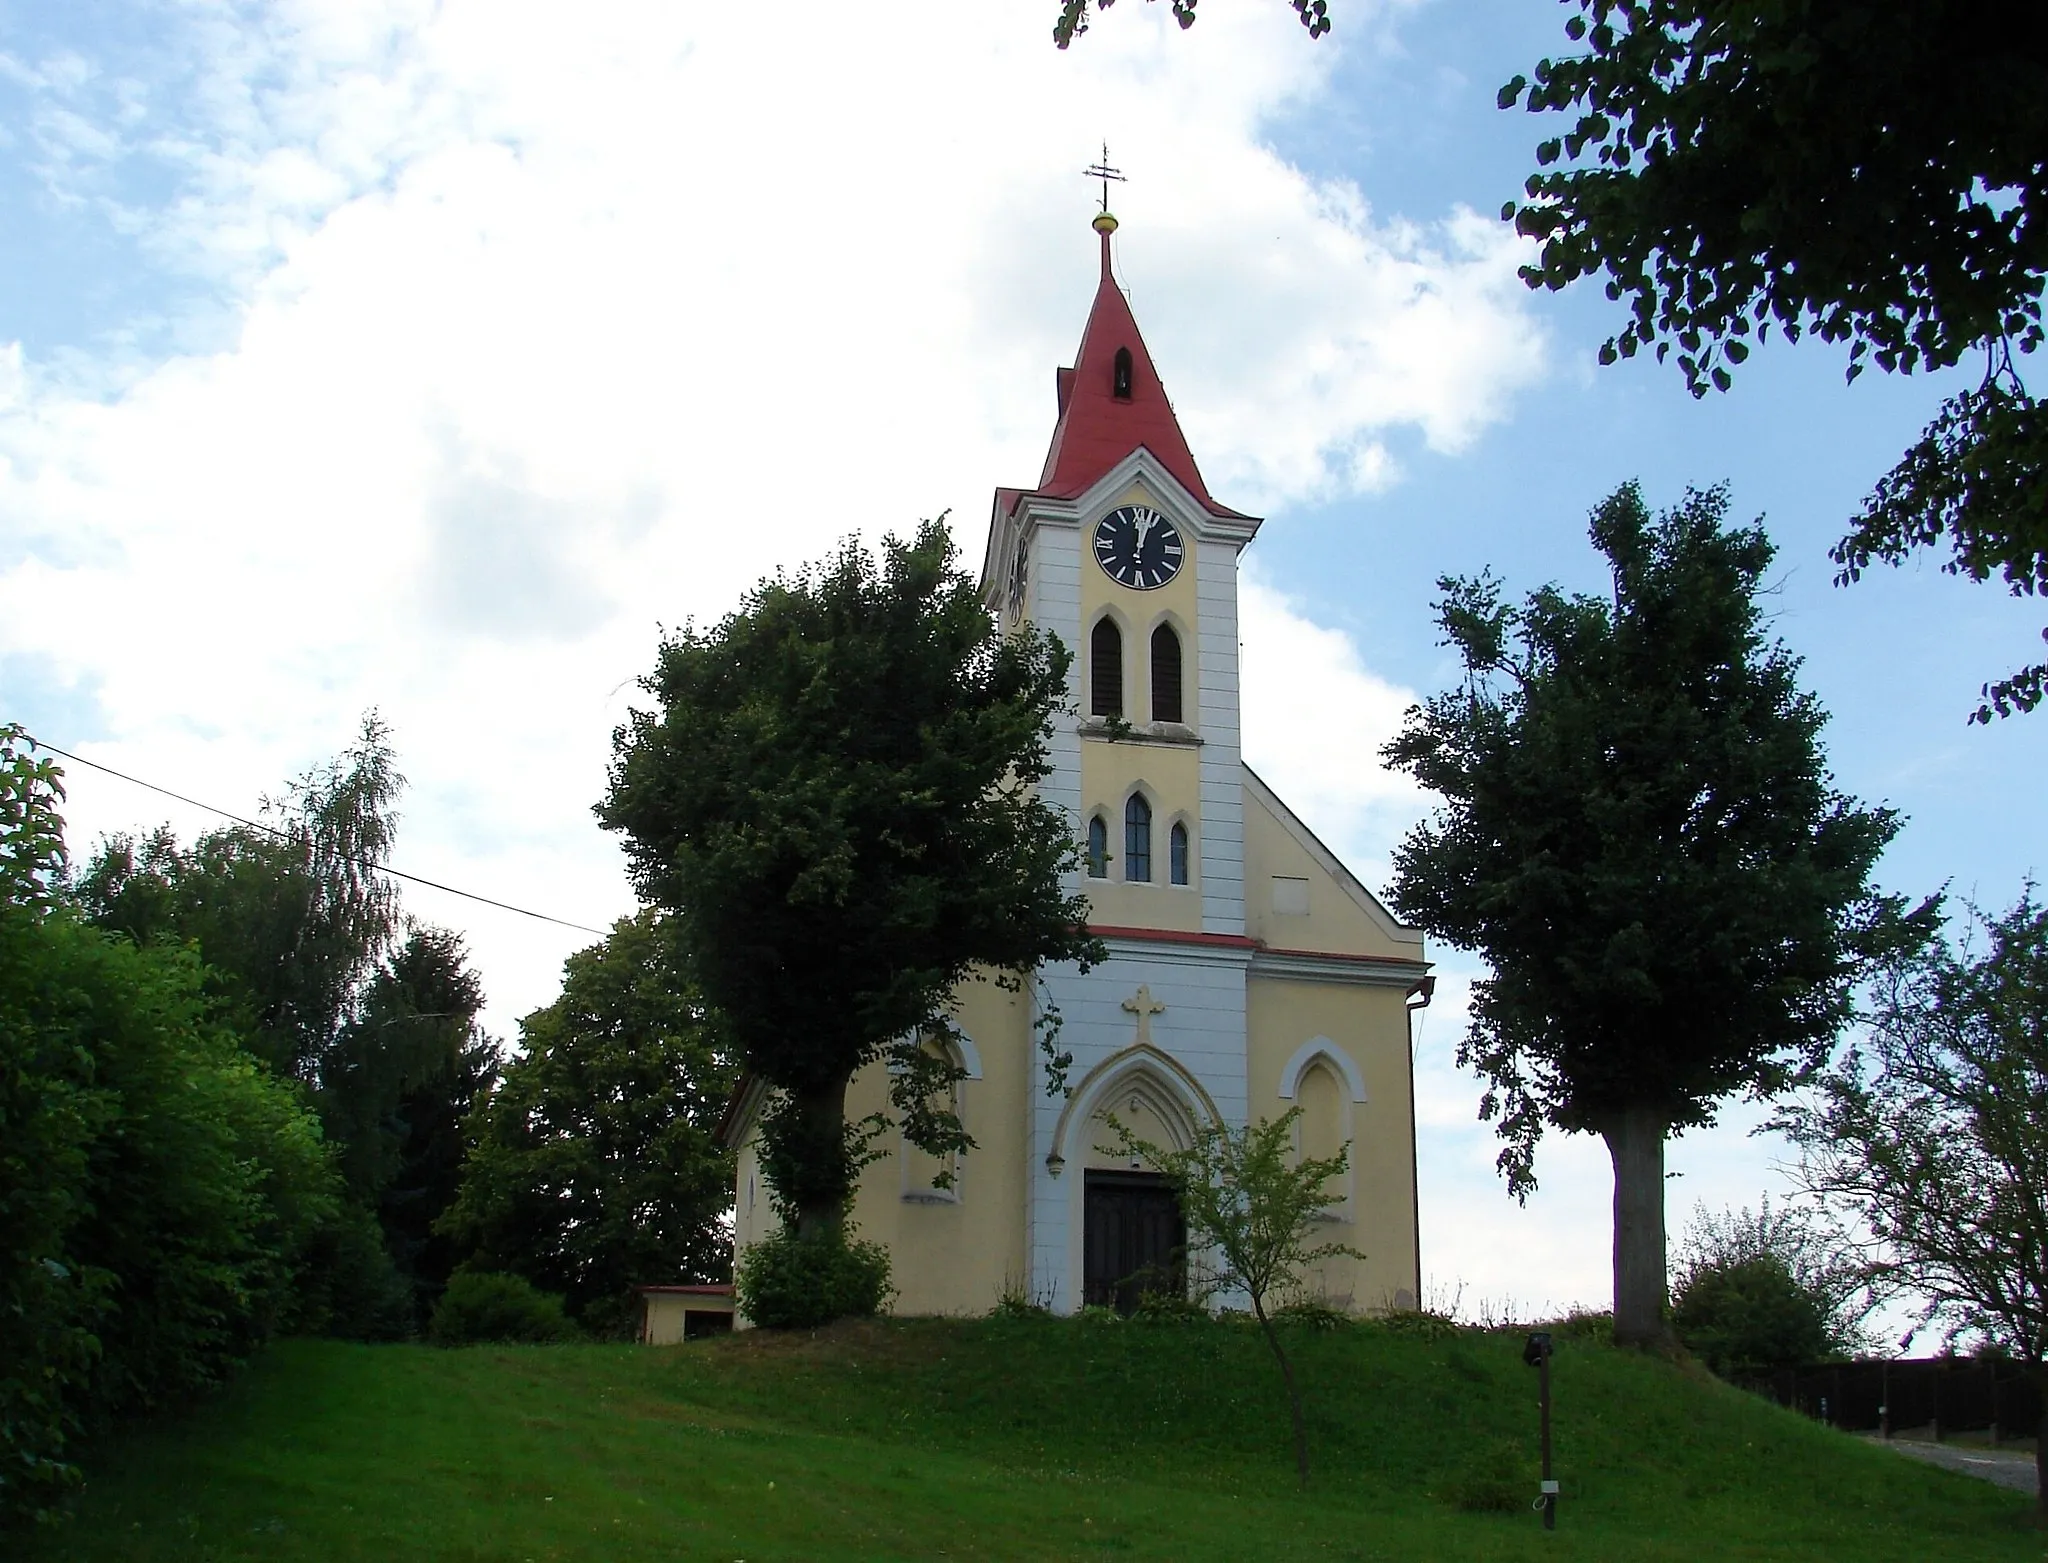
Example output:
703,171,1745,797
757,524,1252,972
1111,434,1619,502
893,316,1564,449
1880,1360,1891,1440
1525,1331,1557,1530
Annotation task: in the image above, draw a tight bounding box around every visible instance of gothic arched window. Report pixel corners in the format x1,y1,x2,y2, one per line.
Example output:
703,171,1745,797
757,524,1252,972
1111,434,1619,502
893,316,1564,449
1090,618,1123,717
1169,821,1190,885
1086,815,1109,879
1125,794,1152,883
1113,346,1134,400
1151,623,1183,723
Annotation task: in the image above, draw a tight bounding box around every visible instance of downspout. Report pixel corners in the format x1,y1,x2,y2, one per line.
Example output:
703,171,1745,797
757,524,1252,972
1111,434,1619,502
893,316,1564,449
1404,975,1436,1307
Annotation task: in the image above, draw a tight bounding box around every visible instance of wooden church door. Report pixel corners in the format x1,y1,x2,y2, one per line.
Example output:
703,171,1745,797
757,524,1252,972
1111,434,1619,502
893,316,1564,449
1083,1171,1186,1313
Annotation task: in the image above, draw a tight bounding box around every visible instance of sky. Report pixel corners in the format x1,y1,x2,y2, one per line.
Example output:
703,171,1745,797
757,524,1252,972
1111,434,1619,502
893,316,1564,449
3,0,2042,1323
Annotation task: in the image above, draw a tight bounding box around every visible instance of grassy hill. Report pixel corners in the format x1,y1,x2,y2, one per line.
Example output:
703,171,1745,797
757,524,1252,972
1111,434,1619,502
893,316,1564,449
16,1313,2041,1562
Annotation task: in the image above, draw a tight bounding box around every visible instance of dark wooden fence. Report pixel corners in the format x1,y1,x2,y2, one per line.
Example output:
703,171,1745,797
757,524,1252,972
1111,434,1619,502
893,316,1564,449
1735,1358,2040,1443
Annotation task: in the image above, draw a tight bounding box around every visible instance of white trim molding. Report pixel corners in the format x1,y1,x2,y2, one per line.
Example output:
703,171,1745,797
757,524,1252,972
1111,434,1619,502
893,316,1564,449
1277,1036,1368,1104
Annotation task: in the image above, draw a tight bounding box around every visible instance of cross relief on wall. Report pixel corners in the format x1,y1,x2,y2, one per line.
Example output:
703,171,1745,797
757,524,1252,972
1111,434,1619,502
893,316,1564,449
1121,984,1165,1047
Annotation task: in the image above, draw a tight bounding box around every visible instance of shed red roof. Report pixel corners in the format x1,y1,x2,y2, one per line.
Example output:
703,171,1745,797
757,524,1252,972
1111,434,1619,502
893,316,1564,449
1024,225,1246,520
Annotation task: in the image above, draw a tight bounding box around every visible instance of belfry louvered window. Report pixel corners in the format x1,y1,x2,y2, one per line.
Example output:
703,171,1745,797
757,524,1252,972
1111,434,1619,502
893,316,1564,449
1113,346,1134,400
1091,618,1123,717
1151,624,1183,723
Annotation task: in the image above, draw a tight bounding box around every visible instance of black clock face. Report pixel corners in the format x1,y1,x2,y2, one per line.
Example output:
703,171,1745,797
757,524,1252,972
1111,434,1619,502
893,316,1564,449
1093,505,1184,591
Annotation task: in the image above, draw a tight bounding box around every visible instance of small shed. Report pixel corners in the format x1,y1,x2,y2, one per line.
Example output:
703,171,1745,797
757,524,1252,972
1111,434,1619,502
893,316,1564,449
637,1283,737,1344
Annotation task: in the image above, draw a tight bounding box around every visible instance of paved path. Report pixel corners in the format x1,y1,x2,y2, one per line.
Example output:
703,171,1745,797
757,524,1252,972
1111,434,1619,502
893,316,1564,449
1870,1438,2039,1497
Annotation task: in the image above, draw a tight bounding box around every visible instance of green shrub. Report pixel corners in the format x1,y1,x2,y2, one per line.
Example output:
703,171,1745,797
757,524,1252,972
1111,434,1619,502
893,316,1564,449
1131,1290,1208,1325
1273,1297,1350,1331
1673,1254,1831,1376
427,1271,577,1345
735,1228,892,1330
1371,1308,1460,1342
1,905,338,1529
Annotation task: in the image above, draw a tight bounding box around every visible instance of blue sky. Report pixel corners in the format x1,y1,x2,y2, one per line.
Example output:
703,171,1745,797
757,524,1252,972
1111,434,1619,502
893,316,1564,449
2,0,2039,1318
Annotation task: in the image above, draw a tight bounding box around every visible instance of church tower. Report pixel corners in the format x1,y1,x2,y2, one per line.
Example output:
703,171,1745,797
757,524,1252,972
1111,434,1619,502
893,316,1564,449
723,212,1429,1323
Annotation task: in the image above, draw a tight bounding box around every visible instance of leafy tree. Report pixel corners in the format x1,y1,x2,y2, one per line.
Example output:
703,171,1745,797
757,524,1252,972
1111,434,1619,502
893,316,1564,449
76,714,403,1081
1381,481,1897,1347
71,722,497,1330
0,723,67,909
600,520,1099,1246
1671,1200,1873,1376
2,729,339,1527
1778,891,2048,1517
328,925,498,1322
1106,1108,1358,1486
1496,2,2048,721
440,911,736,1336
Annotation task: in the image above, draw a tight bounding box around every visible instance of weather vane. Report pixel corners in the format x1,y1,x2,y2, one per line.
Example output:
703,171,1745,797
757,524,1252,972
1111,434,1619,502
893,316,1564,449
1083,143,1126,214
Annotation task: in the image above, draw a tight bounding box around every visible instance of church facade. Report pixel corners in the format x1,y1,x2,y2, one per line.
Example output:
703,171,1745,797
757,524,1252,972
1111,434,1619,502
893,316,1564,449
725,214,1430,1318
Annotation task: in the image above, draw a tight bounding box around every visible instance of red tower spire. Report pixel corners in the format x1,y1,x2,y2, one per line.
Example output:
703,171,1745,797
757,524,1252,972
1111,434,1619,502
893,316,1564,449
1030,212,1238,517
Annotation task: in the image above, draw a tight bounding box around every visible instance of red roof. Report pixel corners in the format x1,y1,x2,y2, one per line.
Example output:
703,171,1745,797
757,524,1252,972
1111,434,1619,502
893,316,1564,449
1023,227,1247,520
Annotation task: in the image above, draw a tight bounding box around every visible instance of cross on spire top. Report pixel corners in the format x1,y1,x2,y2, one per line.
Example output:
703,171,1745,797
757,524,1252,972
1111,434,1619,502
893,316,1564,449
1083,142,1126,216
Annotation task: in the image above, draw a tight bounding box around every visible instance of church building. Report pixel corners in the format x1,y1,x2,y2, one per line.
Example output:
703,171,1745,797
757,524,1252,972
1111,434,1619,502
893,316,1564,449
724,211,1431,1318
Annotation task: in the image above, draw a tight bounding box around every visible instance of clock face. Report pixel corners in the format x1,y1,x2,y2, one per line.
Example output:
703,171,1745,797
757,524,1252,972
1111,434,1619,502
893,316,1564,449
1093,505,1184,591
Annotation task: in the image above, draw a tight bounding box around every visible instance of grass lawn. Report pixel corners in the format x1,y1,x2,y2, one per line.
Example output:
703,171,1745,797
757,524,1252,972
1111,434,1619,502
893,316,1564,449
16,1315,2042,1562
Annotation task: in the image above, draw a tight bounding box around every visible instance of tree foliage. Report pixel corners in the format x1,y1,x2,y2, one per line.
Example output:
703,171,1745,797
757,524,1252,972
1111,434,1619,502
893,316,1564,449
1106,1108,1358,1485
71,722,497,1330
2,730,339,1528
1050,0,1328,50
1671,1199,1874,1376
440,910,735,1336
1497,2,2048,718
1778,891,2048,1515
1381,481,1897,1345
75,714,404,1082
600,519,1099,1241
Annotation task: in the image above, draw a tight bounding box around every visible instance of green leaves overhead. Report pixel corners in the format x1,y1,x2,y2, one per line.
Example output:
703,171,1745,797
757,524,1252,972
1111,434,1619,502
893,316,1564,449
1503,2,2048,717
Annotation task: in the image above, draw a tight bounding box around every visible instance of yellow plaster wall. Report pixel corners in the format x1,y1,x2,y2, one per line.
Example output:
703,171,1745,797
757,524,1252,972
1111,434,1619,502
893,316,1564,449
732,971,1033,1320
1080,737,1203,931
1243,784,1418,961
1246,977,1420,1312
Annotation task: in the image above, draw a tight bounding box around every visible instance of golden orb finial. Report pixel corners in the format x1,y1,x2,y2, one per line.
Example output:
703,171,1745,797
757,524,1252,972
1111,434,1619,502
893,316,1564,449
1092,211,1119,235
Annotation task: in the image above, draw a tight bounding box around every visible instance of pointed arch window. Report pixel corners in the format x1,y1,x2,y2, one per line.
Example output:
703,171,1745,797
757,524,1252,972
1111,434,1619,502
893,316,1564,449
1086,815,1109,879
1150,624,1183,723
1090,618,1123,717
1113,346,1134,400
1124,794,1152,883
1169,821,1190,885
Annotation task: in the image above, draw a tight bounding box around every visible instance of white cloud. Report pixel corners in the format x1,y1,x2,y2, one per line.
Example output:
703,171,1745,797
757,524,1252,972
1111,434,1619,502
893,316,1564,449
0,0,1546,1040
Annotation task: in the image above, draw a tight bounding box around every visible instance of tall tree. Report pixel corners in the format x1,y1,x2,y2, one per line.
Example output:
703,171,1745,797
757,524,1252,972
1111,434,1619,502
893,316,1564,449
601,519,1099,1241
440,910,734,1334
330,925,499,1318
1778,892,2048,1518
1498,1,2048,721
70,721,491,1329
1382,482,1897,1346
76,713,404,1080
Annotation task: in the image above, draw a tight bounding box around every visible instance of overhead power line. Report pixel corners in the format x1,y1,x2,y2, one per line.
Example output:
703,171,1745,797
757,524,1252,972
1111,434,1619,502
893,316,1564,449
21,732,609,937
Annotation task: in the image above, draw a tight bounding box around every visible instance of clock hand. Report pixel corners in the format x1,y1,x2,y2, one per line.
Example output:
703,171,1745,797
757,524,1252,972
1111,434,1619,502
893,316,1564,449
1134,514,1155,552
